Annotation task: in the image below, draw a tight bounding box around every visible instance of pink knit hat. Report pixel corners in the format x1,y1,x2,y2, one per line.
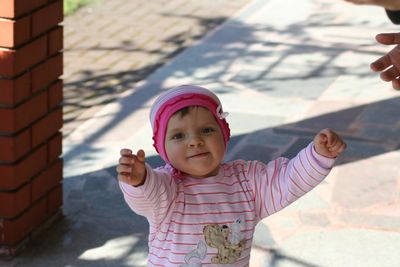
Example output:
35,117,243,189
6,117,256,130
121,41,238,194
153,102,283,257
150,85,231,164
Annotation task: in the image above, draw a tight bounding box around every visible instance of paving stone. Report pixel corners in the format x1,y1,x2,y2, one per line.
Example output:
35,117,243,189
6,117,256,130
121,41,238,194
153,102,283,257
231,144,278,163
243,130,295,148
359,124,400,144
291,104,365,132
359,97,400,125
338,211,400,232
331,157,399,209
273,229,400,267
343,139,388,160
299,211,331,227
62,0,251,137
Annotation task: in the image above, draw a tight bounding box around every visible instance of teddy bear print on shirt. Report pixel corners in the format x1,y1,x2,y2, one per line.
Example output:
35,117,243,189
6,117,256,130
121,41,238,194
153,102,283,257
181,218,245,266
203,219,245,264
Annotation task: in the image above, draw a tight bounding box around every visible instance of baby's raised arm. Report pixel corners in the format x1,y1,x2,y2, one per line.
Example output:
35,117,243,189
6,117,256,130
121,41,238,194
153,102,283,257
313,128,347,158
116,149,147,186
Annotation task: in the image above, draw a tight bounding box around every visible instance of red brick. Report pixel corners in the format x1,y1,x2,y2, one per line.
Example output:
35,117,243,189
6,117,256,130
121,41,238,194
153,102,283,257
15,35,47,74
31,53,63,92
31,159,62,202
0,90,48,133
0,183,31,218
0,0,14,18
31,107,62,148
0,15,31,48
48,79,63,109
0,0,48,18
47,184,62,215
18,0,49,16
0,198,47,245
0,72,30,105
47,132,62,162
47,26,63,56
31,1,63,37
0,36,47,77
0,48,15,76
0,145,47,191
0,128,31,162
22,90,48,127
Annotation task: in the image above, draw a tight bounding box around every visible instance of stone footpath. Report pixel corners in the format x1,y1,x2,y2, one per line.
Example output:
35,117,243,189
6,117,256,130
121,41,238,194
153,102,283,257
62,0,251,136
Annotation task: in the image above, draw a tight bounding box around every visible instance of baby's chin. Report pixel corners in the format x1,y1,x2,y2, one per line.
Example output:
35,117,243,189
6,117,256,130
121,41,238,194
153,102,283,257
187,167,220,179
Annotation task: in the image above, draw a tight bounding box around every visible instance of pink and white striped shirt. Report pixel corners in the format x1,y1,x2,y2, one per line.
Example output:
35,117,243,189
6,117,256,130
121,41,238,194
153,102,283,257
119,142,335,266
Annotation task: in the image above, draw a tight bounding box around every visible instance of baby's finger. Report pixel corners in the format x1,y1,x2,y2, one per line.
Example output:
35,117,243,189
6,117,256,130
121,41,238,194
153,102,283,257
330,141,347,154
328,140,342,152
315,132,327,145
119,156,133,165
136,149,146,163
321,129,336,145
120,148,133,156
329,134,341,148
117,173,131,183
116,165,131,174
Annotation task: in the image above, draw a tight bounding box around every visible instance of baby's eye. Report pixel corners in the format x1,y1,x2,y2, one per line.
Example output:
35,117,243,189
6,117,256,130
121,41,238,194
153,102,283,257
171,133,184,140
202,127,215,134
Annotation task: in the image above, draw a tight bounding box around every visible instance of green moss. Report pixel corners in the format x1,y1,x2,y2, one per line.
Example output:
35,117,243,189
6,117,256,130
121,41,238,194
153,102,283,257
64,0,95,16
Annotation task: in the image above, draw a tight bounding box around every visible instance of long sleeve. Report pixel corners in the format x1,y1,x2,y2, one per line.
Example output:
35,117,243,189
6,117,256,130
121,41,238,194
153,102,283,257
248,142,335,219
119,164,177,228
386,9,400,24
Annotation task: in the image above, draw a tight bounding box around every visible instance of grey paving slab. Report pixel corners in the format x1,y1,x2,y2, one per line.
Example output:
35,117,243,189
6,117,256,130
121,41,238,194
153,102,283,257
276,229,400,267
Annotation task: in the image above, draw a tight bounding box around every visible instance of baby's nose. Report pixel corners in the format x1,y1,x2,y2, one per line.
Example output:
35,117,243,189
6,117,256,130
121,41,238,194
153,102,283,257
188,135,204,147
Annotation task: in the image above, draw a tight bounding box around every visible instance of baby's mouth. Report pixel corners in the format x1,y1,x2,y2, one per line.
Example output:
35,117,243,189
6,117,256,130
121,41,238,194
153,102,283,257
188,152,209,159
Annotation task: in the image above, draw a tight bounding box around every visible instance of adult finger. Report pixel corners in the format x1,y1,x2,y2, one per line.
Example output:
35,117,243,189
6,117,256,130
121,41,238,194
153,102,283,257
371,54,391,72
392,78,400,90
376,33,400,45
380,66,400,82
344,0,374,5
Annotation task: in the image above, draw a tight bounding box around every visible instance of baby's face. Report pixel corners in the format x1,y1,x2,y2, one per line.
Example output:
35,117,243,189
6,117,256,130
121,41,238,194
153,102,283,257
165,107,225,178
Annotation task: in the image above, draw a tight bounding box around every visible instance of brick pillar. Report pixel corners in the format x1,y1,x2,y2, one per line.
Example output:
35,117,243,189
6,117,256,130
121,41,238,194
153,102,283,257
0,0,63,256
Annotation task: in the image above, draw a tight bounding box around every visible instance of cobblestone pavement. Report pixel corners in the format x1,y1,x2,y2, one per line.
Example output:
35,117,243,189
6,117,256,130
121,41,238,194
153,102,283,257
62,0,251,136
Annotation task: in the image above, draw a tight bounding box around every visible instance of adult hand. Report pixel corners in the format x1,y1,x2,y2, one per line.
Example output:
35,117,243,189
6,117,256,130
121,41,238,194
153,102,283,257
370,32,400,90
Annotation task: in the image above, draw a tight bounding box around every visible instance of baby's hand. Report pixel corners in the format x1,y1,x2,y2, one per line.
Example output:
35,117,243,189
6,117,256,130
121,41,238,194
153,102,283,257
116,149,146,186
313,129,347,158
